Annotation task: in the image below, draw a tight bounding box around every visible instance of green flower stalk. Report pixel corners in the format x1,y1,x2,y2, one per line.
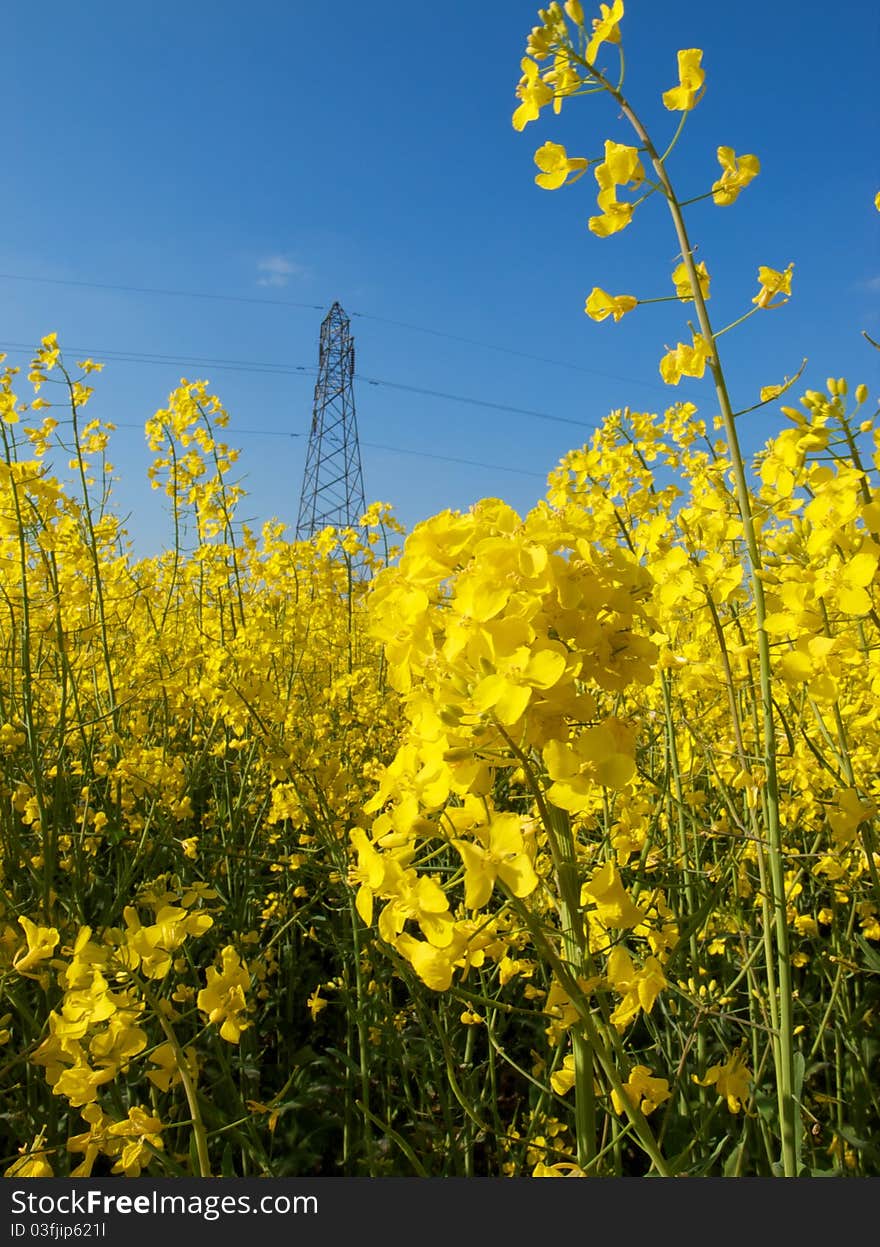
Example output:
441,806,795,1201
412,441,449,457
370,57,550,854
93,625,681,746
512,0,799,1176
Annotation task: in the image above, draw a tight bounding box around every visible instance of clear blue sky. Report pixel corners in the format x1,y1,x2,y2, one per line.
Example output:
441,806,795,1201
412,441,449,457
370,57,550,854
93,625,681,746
3,1,878,556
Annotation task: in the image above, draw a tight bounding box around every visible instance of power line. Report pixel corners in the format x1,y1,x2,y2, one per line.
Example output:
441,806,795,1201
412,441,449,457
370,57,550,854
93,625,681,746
114,420,296,439
0,269,670,393
87,422,547,480
0,340,600,430
356,373,594,429
0,271,325,313
360,441,545,479
348,309,661,391
0,340,305,377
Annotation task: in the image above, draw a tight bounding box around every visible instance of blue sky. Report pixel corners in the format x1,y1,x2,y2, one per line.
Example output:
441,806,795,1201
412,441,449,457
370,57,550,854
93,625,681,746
3,0,878,556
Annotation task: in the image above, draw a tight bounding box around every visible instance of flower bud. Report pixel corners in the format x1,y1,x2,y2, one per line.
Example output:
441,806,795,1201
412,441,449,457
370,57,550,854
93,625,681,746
855,383,868,405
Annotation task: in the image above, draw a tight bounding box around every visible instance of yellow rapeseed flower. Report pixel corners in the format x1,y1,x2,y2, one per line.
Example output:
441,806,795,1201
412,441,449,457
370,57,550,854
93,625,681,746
662,49,705,111
693,1048,752,1113
752,263,794,309
585,0,624,63
659,333,714,385
712,147,760,205
671,259,710,302
533,140,589,189
513,57,555,130
197,945,251,1043
12,916,60,977
585,288,638,321
611,1065,671,1116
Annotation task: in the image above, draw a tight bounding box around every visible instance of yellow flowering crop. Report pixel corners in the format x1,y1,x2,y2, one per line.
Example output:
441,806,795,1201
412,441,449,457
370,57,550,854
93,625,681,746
0,0,878,1180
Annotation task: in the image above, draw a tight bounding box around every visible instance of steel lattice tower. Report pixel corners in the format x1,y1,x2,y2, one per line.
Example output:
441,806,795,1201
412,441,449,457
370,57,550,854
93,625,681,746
295,301,366,540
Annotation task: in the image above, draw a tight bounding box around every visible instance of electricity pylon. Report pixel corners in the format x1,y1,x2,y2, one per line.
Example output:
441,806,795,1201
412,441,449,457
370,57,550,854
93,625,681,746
295,301,366,540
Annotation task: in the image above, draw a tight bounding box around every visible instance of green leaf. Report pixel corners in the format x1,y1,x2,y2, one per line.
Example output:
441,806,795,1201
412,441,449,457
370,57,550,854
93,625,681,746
722,1136,747,1177
854,934,880,973
683,1134,729,1177
754,1091,777,1123
793,1049,805,1170
835,1124,880,1160
792,1050,805,1103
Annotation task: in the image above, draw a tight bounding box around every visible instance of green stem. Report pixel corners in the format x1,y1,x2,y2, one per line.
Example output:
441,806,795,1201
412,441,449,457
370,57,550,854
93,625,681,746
140,980,212,1177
